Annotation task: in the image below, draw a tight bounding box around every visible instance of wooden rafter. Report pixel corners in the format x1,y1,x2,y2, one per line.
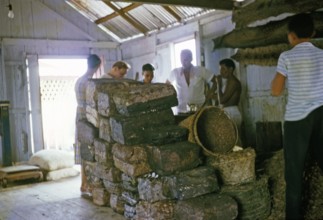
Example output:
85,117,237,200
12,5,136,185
162,6,182,22
113,0,233,10
101,1,149,34
95,3,142,24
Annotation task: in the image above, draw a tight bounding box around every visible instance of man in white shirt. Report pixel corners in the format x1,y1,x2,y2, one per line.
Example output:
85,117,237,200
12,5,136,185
166,49,214,113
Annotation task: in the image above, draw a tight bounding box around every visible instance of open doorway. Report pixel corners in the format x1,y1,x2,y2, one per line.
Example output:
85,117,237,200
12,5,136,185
38,58,87,151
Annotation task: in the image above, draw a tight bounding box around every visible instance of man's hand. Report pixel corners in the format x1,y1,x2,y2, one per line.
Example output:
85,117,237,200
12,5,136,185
206,91,217,100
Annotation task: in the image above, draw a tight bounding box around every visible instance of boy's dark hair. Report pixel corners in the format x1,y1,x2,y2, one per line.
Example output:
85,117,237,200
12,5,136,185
142,63,155,72
219,58,235,71
87,54,101,69
288,13,314,38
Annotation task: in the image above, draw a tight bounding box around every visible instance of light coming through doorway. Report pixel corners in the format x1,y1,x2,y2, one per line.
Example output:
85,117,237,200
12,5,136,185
38,58,87,151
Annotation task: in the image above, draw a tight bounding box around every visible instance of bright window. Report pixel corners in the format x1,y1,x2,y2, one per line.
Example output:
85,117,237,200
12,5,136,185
39,59,87,76
173,39,196,69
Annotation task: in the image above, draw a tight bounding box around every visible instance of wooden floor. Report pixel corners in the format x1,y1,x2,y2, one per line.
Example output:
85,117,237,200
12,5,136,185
0,174,125,220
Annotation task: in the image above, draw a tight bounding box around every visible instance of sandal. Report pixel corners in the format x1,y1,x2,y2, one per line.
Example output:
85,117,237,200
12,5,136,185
81,191,93,200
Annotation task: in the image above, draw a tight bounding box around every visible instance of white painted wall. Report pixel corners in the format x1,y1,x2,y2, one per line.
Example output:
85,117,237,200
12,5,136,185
241,65,286,146
121,15,236,81
0,0,118,163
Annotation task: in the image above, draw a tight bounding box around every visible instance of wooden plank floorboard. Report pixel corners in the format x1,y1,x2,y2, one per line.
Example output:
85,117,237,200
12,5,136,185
0,176,125,220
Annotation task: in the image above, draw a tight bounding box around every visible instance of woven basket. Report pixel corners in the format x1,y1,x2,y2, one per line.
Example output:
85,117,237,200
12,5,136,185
207,148,256,186
221,175,271,220
179,106,238,156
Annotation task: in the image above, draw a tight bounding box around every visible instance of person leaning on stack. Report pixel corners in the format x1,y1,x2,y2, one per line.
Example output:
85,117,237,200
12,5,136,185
101,61,130,79
74,54,101,198
75,58,130,199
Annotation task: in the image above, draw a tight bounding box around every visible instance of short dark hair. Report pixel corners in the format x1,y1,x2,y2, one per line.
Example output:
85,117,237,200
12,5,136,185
87,54,101,69
142,63,155,72
219,58,235,71
288,13,314,38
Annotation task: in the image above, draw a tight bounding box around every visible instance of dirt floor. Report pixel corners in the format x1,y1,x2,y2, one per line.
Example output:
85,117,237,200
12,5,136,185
0,172,125,220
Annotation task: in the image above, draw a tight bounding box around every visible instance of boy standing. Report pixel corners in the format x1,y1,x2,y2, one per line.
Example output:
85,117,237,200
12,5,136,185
142,63,155,83
271,13,323,219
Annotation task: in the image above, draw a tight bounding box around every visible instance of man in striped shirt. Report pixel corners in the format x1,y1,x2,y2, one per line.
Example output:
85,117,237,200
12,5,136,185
271,13,323,219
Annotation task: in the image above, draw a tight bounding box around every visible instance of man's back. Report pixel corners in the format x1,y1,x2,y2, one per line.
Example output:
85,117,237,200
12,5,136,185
277,42,323,120
75,75,89,121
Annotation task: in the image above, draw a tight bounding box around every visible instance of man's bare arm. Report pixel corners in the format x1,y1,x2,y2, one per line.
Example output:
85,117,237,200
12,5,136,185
271,72,286,96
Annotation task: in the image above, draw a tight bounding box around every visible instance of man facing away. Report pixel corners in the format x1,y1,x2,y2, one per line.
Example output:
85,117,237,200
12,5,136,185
75,59,130,198
166,49,214,113
75,54,101,198
271,13,323,219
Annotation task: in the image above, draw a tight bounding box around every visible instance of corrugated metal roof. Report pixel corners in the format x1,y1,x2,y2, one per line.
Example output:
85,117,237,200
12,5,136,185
66,0,114,20
66,0,218,42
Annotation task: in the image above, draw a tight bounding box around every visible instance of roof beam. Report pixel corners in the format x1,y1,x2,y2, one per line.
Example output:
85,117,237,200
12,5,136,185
95,3,142,24
162,6,182,22
102,1,149,34
2,38,119,49
114,0,233,10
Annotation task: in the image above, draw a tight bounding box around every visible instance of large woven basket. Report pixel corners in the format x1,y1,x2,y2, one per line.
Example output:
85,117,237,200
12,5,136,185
221,175,271,220
207,148,256,186
179,106,238,156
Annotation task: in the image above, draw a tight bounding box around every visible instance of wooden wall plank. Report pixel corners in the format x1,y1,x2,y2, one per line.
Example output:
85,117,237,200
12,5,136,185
31,1,52,39
42,0,114,41
20,0,35,38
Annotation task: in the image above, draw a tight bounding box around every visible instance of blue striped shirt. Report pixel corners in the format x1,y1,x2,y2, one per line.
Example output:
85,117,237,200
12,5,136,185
277,42,323,121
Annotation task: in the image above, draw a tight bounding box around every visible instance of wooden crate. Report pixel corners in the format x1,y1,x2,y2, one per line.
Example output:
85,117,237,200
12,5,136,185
0,165,43,187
